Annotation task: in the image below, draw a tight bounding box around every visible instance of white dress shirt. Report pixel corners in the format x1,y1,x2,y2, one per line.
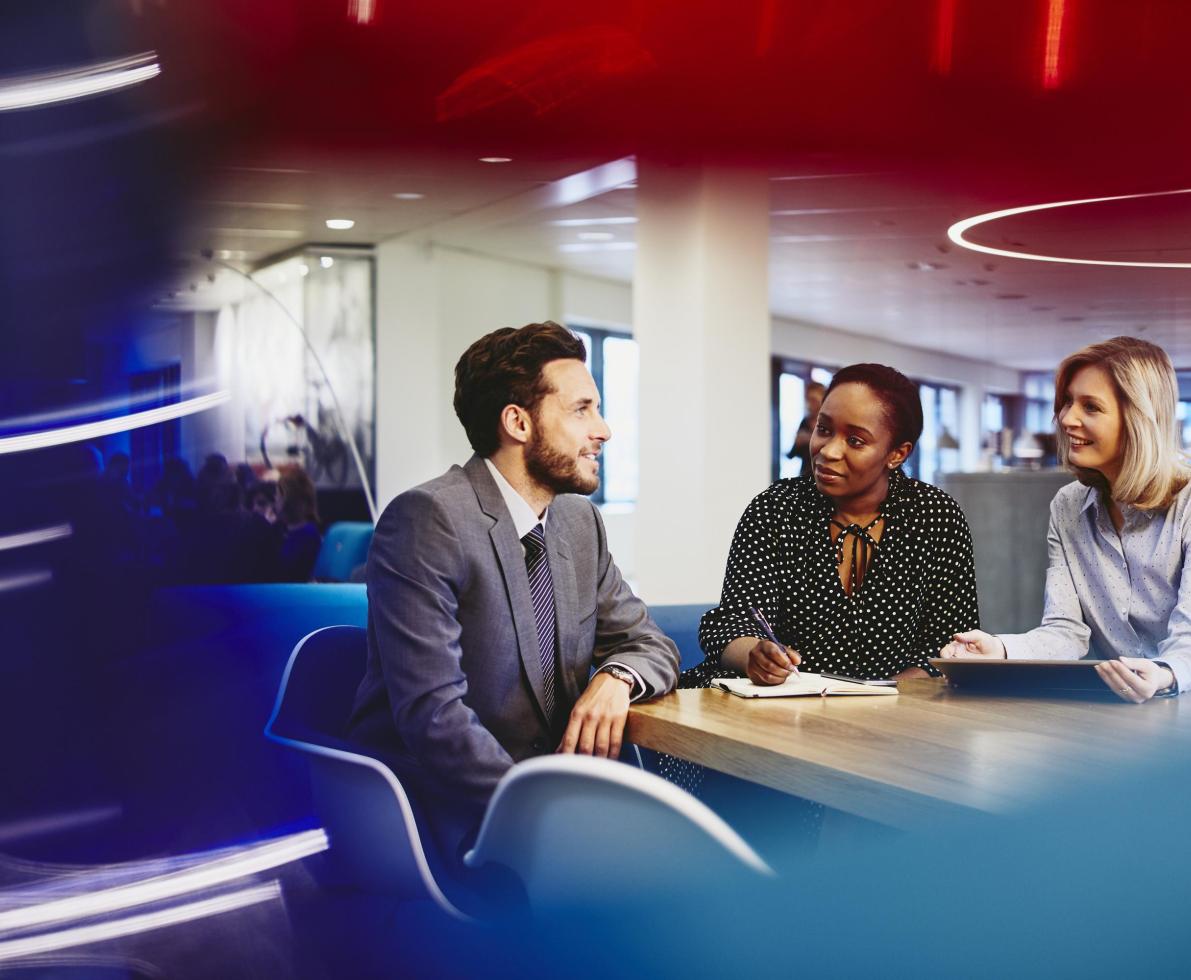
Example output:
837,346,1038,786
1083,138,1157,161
999,478,1191,693
483,458,646,699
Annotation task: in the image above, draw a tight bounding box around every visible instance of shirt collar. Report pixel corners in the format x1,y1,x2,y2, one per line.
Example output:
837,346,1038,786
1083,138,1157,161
1080,484,1157,523
483,457,548,540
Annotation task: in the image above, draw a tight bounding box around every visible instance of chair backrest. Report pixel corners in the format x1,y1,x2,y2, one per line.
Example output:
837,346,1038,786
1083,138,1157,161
265,626,470,921
650,603,708,670
266,625,366,745
464,755,773,912
312,522,374,583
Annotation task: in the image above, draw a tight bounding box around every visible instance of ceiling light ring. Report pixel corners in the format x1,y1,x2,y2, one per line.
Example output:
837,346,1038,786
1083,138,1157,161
947,188,1191,269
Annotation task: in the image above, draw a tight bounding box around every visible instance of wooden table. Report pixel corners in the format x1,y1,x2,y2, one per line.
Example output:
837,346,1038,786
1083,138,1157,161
627,679,1191,829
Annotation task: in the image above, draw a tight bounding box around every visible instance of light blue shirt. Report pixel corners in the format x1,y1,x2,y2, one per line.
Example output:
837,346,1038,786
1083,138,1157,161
1000,478,1191,693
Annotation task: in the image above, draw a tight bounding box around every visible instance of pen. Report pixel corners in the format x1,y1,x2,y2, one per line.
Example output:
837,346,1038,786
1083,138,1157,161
748,606,799,677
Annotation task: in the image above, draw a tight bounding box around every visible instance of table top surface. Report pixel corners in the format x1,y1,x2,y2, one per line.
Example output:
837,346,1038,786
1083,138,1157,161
626,679,1191,828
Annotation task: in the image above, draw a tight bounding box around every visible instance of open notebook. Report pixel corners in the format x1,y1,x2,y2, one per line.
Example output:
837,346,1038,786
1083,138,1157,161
713,672,899,698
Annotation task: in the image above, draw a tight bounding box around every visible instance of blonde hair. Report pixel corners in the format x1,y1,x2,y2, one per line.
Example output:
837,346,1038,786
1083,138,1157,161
1053,336,1189,510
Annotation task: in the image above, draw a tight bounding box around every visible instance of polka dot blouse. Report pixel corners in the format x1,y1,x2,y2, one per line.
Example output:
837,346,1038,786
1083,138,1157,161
685,469,980,686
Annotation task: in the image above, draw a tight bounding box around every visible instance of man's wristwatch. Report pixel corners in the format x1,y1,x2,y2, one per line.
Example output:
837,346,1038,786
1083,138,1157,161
601,665,636,691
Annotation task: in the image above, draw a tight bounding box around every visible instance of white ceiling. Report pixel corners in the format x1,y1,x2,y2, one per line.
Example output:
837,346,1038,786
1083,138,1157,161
166,151,1191,372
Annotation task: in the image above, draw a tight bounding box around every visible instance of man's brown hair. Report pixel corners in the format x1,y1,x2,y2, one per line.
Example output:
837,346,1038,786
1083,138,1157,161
453,321,587,456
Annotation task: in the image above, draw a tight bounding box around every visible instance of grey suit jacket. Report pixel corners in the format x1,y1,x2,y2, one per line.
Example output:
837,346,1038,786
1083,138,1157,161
348,455,680,813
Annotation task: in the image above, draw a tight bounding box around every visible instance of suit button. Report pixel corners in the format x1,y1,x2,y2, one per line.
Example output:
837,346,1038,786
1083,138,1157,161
531,737,547,752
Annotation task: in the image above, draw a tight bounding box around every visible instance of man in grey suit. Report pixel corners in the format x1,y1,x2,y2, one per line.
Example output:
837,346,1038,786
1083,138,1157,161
349,321,680,856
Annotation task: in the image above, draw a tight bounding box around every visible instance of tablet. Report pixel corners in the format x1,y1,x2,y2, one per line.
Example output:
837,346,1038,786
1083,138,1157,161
928,658,1118,698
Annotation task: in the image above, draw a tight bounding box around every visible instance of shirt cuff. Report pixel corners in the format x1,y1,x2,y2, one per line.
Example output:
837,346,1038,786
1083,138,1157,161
1154,658,1186,697
599,662,650,702
998,633,1028,660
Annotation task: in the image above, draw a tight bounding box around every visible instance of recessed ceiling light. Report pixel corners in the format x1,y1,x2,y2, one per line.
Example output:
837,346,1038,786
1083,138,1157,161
577,231,615,241
320,256,334,269
551,216,637,227
325,218,355,230
299,263,310,276
392,192,425,200
479,156,512,164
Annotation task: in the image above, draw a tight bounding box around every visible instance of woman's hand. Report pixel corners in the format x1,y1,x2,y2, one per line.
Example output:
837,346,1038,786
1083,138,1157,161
892,667,930,681
1096,657,1175,703
939,630,1006,659
746,639,802,686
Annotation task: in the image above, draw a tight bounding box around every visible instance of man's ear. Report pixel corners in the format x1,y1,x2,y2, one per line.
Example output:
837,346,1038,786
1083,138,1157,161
886,441,912,470
499,404,532,446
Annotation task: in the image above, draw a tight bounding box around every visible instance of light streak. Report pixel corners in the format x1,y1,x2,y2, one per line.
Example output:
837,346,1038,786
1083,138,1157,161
0,391,230,455
947,188,1191,268
0,829,326,934
1042,0,1068,90
0,571,52,593
0,804,121,846
0,53,160,112
932,0,957,76
0,525,72,552
0,883,281,962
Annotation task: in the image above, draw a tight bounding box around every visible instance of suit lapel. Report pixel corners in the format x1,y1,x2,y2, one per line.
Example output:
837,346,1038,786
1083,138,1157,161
464,456,552,724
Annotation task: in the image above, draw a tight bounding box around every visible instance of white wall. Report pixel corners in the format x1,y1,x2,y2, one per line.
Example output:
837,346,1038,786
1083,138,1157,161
772,317,1021,472
369,244,1026,598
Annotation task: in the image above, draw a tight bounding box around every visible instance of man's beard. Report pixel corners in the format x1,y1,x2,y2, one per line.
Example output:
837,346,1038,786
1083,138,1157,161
525,428,599,497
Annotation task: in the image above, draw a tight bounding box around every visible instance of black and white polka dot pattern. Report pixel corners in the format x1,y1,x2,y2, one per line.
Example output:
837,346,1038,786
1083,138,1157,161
685,469,981,687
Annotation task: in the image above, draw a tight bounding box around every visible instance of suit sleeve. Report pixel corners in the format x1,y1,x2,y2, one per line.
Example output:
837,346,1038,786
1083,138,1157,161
367,489,514,806
586,501,681,699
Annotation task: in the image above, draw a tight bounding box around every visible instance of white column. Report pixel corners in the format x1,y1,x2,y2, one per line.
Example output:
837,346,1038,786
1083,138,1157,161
633,161,772,605
374,236,446,507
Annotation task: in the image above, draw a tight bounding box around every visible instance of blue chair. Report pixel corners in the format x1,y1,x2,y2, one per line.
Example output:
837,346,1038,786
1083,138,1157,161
651,603,708,670
265,625,471,921
312,522,374,583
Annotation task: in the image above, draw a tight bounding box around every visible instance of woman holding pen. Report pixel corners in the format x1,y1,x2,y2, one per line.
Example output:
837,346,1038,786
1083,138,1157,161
683,362,980,690
940,336,1191,703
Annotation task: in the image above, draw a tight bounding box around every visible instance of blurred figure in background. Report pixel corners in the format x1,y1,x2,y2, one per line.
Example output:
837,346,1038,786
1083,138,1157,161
786,382,826,476
275,466,321,582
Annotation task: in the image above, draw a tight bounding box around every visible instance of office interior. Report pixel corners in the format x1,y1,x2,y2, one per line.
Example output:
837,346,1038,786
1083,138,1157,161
4,1,1191,976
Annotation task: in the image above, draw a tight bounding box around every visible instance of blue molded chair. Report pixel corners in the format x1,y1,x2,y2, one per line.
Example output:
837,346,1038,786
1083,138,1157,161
265,625,471,921
463,755,773,912
312,522,374,583
650,603,708,670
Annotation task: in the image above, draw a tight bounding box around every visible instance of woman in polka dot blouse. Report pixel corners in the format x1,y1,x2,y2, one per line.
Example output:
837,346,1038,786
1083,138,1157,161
684,362,980,690
941,337,1191,703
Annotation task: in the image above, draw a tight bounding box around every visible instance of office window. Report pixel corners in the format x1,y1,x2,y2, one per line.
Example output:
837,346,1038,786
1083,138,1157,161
911,382,960,485
772,357,834,481
1022,371,1056,434
570,326,637,505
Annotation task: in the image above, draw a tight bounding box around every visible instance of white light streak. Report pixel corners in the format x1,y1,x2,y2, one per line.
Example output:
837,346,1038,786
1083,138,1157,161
0,571,52,593
324,218,355,230
0,883,281,962
0,805,121,846
0,53,160,112
947,188,1191,268
0,829,325,934
0,391,230,455
0,525,72,552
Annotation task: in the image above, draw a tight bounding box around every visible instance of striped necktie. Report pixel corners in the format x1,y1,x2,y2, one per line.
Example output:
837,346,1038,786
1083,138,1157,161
522,523,557,719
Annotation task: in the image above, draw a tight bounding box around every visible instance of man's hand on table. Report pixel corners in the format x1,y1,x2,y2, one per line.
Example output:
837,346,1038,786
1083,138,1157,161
558,670,632,759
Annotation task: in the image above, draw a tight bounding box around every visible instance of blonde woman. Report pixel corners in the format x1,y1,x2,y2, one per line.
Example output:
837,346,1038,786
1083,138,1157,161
941,336,1191,702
